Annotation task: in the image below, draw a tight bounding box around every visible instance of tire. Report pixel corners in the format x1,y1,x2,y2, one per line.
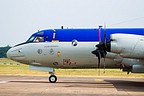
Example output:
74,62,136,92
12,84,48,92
49,75,57,83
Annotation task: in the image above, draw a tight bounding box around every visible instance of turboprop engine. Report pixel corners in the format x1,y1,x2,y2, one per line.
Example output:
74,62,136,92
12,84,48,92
110,34,144,59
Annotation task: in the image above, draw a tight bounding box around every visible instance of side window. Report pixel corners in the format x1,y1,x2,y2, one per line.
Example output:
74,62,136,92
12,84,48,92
34,36,44,42
45,36,49,42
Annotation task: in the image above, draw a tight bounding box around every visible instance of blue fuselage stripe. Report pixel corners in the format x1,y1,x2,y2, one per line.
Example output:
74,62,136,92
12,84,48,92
32,28,144,42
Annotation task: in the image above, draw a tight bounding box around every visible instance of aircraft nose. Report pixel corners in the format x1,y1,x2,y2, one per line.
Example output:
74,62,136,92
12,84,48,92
6,47,27,63
7,47,20,59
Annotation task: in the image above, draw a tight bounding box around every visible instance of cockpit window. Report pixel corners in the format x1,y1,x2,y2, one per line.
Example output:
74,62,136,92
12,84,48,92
26,36,35,43
34,36,44,42
14,32,45,47
26,35,44,43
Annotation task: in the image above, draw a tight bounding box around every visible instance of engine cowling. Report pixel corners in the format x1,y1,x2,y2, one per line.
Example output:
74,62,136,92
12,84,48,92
110,34,144,59
132,65,144,73
121,58,144,73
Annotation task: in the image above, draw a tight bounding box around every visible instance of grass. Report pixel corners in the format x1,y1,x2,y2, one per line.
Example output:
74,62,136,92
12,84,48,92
0,58,144,78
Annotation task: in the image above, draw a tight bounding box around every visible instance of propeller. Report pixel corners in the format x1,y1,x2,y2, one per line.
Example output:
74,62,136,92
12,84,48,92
103,24,107,73
92,25,110,75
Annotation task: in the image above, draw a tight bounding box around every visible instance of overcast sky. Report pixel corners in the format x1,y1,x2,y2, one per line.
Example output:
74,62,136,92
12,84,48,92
0,0,144,46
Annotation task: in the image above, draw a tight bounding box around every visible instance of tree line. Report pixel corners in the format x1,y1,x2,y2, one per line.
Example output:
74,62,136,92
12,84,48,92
0,46,11,58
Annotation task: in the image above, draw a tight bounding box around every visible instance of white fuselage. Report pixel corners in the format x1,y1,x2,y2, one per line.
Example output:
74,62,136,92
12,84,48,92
7,42,121,69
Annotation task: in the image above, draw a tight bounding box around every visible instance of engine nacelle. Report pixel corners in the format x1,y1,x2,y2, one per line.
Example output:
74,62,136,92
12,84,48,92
122,58,144,73
122,65,144,73
132,65,144,73
110,34,144,59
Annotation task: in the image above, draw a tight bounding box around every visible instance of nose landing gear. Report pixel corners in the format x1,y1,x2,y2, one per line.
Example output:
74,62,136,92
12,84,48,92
48,68,57,83
49,75,57,83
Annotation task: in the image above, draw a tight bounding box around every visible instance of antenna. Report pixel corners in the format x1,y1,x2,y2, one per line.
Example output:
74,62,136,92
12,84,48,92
61,26,64,29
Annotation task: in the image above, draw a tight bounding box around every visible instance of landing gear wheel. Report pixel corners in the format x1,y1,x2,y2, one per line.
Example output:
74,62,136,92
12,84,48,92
49,75,57,83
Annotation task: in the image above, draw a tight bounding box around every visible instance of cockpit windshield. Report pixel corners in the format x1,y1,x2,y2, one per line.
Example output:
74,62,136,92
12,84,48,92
26,35,44,43
14,31,46,47
34,36,44,42
26,31,45,43
27,35,35,43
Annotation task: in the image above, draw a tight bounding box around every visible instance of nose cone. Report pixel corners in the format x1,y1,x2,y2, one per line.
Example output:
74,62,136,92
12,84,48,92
6,47,28,64
7,47,24,59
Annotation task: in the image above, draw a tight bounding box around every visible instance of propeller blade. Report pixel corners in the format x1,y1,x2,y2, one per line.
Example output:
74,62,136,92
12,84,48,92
98,26,102,42
104,24,107,48
102,50,106,73
97,50,101,68
103,58,106,73
97,50,101,76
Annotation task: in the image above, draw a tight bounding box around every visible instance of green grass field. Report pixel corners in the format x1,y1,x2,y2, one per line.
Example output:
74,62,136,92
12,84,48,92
0,58,144,78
